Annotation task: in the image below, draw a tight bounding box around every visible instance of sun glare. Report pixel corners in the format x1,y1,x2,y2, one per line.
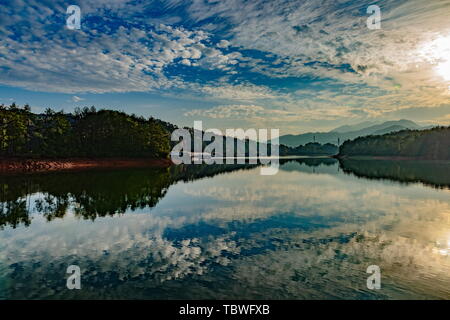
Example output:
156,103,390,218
436,59,450,82
419,34,450,82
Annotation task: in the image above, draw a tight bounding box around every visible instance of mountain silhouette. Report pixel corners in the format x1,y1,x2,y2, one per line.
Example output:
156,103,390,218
279,120,422,147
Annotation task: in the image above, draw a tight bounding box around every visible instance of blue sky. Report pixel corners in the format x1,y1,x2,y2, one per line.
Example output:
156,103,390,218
0,0,449,134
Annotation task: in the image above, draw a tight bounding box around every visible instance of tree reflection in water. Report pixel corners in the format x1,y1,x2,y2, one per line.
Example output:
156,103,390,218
1,159,449,229
0,164,256,229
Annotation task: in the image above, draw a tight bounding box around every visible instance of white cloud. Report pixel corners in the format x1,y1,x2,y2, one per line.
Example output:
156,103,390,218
197,83,278,100
178,0,450,107
1,0,449,127
217,40,230,48
185,104,266,119
0,2,243,94
71,95,84,102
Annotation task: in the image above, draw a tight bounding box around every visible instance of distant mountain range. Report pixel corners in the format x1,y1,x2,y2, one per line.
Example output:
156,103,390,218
279,120,424,147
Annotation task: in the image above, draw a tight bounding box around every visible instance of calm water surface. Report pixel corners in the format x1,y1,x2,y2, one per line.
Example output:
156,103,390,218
1,159,450,299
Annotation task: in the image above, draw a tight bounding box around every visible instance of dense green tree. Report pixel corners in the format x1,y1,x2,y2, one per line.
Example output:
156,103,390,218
338,127,450,160
0,103,29,156
0,104,171,159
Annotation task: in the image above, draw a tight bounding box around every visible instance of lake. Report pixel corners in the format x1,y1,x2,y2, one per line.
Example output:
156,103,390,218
1,158,450,299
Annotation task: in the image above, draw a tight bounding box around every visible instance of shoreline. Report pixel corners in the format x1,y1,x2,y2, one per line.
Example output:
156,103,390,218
334,155,450,161
2,156,448,173
0,157,173,173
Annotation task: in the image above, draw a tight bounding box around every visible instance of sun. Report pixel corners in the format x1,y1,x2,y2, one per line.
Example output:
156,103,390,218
418,34,450,82
436,59,450,82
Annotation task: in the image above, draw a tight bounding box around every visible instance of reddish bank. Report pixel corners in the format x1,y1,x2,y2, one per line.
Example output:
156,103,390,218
0,158,173,173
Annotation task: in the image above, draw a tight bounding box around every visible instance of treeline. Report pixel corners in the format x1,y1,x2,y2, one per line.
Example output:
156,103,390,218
338,126,450,160
181,129,338,157
0,104,171,158
279,142,338,156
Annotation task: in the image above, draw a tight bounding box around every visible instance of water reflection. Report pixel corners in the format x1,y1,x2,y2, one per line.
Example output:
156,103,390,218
339,159,450,189
0,164,255,229
1,159,450,299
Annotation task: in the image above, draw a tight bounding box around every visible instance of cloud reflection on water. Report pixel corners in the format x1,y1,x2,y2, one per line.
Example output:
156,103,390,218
1,160,450,299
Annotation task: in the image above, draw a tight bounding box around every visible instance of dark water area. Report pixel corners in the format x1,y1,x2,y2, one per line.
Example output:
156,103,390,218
1,159,450,299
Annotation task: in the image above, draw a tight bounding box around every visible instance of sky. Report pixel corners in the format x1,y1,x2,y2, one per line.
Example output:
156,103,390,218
0,0,449,134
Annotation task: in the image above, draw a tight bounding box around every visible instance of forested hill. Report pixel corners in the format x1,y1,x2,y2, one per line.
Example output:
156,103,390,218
0,104,332,160
337,126,450,160
0,104,171,158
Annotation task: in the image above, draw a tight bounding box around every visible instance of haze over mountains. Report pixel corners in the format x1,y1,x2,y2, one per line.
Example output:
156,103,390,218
279,120,424,147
